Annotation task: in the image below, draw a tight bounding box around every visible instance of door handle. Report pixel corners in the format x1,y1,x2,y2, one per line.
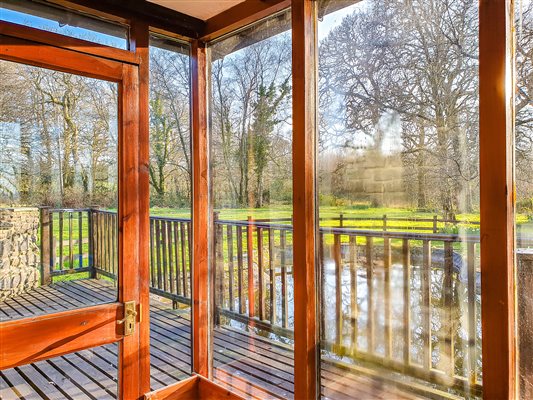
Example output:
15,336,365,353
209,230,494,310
118,301,137,336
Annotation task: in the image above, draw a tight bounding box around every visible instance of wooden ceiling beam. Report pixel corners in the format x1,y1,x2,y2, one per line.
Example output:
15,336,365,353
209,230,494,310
45,0,205,39
201,0,290,41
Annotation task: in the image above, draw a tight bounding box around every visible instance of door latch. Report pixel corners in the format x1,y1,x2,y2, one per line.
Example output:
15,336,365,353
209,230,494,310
118,301,137,336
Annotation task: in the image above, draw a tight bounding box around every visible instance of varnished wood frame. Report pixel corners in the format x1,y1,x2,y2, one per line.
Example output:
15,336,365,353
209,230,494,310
0,0,522,399
201,0,291,41
479,0,516,399
130,19,152,398
292,0,319,399
0,27,147,400
191,39,210,378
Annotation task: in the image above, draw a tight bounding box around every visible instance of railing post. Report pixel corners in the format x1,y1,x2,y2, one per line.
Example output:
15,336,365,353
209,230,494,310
383,214,387,232
87,209,95,278
433,215,438,233
247,216,255,318
213,212,222,325
339,213,344,228
39,207,51,285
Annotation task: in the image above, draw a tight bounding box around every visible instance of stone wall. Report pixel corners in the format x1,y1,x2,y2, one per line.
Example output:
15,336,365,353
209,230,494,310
327,150,407,207
0,208,40,301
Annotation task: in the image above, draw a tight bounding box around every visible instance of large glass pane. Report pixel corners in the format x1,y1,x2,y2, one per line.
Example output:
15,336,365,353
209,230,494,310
148,34,192,389
317,1,481,398
0,0,128,49
0,60,118,320
0,345,118,399
515,1,533,399
208,10,294,399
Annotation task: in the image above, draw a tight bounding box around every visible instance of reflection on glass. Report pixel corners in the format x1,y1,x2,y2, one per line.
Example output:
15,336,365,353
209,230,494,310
0,60,118,320
209,10,294,399
0,0,128,49
148,34,193,388
515,2,533,399
0,345,118,399
318,0,481,398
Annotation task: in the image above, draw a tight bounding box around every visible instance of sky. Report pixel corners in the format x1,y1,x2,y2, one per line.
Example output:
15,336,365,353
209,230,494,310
0,6,127,49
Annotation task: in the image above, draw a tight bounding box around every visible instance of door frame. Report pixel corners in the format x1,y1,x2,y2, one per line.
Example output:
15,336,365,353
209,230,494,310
0,21,148,400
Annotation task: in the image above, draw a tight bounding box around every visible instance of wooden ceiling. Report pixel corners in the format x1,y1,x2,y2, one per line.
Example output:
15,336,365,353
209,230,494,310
148,0,246,21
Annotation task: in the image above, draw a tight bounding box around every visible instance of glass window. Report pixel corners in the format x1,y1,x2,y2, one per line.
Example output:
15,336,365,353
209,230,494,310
148,34,193,388
317,0,481,398
515,1,533,399
208,10,294,399
1,0,128,49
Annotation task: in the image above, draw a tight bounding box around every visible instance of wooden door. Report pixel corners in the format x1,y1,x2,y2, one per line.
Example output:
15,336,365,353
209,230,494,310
0,22,145,400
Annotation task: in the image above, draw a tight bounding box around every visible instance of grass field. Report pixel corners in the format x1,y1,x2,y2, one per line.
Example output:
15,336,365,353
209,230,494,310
49,204,533,240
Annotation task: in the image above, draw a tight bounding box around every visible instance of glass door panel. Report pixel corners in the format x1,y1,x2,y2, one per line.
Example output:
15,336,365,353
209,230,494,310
0,59,118,321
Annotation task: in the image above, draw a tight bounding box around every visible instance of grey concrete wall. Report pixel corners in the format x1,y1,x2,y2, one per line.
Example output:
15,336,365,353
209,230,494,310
0,208,40,301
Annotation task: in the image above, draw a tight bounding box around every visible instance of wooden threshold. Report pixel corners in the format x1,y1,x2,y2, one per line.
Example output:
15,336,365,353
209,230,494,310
144,375,244,400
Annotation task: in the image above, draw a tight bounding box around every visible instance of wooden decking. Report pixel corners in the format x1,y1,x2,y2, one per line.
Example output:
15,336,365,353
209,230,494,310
0,279,424,400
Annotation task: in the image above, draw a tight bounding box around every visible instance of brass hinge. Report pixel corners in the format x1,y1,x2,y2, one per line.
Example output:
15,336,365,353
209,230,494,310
117,300,137,336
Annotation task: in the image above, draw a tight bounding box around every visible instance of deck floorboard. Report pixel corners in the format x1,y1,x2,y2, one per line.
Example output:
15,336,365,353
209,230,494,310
1,279,423,399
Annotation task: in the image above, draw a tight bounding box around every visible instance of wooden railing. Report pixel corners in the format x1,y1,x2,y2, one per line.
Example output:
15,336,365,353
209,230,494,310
256,213,481,233
39,207,533,397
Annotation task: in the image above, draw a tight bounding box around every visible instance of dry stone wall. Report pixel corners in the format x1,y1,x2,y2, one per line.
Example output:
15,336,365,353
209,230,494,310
0,208,40,301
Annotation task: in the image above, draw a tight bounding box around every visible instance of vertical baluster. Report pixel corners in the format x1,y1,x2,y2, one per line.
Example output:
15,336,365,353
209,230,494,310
319,231,325,342
59,211,64,271
48,210,54,278
215,221,224,310
107,214,112,276
334,233,342,350
443,241,454,377
422,240,432,371
155,219,162,290
93,212,98,271
269,228,276,324
150,218,155,287
161,220,169,292
113,214,118,279
247,216,255,317
257,227,265,320
349,235,358,353
366,236,374,353
173,221,181,296
237,225,245,314
68,212,74,271
383,236,392,359
103,213,108,273
280,229,288,328
227,225,235,311
180,222,188,297
187,221,192,297
108,213,112,275
403,238,411,365
167,220,175,294
101,212,105,272
78,211,83,268
467,241,477,385
88,210,94,276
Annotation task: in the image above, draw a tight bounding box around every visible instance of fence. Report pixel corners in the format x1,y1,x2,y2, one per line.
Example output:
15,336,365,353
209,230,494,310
38,208,533,397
